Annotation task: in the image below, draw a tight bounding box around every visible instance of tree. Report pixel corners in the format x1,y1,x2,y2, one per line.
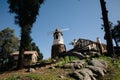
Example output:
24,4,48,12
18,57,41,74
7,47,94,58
0,27,19,66
25,42,43,60
7,0,44,69
31,42,43,60
111,21,120,46
100,0,114,56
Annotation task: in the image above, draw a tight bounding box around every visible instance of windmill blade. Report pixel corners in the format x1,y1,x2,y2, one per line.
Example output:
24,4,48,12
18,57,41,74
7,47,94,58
61,28,70,31
47,31,54,35
47,28,70,35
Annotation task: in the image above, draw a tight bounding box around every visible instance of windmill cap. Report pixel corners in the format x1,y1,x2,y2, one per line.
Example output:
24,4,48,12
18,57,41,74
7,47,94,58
54,28,62,33
55,28,62,32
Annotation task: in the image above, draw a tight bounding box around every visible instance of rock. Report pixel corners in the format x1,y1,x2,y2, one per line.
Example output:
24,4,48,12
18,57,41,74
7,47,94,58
76,69,94,80
72,51,85,59
68,58,108,80
73,70,84,80
65,51,85,60
87,66,105,77
72,60,85,64
71,60,81,63
64,63,74,68
81,69,93,76
58,75,65,79
88,59,107,69
72,60,85,69
85,55,90,58
88,59,108,73
90,75,96,80
76,68,97,80
49,66,55,69
63,60,86,69
99,59,108,69
82,68,96,80
27,68,35,72
74,62,82,69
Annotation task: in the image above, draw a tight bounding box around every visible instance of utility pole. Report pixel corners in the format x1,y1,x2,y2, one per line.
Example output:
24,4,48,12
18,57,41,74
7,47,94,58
100,0,114,56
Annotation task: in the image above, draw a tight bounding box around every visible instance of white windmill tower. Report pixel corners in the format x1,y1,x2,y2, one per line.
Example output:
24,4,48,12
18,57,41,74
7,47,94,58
48,28,69,59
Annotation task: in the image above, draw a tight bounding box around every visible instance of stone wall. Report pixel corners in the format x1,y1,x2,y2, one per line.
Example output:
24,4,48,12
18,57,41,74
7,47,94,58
51,44,66,58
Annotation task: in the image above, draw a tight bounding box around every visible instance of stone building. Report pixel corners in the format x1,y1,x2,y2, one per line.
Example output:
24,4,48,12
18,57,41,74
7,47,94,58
11,51,39,66
51,29,66,59
71,38,107,54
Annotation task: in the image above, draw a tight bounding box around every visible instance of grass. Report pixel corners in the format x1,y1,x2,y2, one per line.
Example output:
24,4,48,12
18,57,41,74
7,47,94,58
97,56,120,80
26,74,41,80
1,68,75,80
2,75,22,80
1,55,120,80
57,56,79,67
1,56,78,80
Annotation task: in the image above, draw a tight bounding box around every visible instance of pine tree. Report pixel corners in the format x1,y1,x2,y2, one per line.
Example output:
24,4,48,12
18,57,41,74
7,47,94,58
7,0,44,69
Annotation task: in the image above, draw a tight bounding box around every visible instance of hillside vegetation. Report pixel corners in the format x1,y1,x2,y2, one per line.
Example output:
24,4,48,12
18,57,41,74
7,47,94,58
0,55,120,80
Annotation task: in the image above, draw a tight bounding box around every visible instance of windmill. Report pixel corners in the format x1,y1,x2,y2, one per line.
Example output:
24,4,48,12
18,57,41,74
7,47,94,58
48,28,69,59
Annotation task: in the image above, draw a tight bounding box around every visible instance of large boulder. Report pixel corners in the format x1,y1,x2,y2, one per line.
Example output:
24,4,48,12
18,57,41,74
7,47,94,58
67,58,108,80
63,60,85,69
77,68,96,80
80,68,96,80
27,68,35,72
73,70,84,80
99,59,108,69
64,51,85,60
73,60,85,69
88,59,108,69
87,66,105,77
63,63,74,68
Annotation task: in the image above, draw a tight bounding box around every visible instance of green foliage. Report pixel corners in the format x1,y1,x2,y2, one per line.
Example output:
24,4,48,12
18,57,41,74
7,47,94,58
7,0,45,49
31,42,43,60
57,61,65,67
111,20,120,46
7,0,44,69
0,27,19,63
69,56,79,61
57,56,79,67
42,58,52,63
65,56,70,63
0,27,19,54
64,56,79,63
25,42,43,60
98,56,120,80
7,0,44,26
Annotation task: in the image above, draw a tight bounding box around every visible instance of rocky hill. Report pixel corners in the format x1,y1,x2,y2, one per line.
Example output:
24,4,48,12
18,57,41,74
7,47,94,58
0,51,120,80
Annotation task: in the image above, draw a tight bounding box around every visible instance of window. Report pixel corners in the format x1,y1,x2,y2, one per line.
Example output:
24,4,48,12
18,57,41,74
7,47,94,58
55,34,58,39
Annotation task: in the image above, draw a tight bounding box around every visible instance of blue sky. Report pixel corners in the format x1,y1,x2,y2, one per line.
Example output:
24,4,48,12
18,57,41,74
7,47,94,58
0,0,120,59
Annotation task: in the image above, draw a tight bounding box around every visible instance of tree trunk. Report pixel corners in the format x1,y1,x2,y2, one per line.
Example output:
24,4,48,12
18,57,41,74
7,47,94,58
17,28,25,69
17,25,32,69
113,38,119,47
100,0,114,56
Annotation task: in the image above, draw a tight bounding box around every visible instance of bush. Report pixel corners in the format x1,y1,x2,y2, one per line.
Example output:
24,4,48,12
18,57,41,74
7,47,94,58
69,56,79,61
